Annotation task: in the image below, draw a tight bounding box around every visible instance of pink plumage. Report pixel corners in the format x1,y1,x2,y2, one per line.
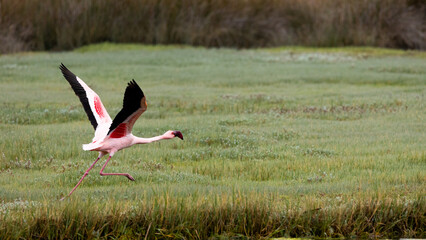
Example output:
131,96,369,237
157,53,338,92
59,63,183,200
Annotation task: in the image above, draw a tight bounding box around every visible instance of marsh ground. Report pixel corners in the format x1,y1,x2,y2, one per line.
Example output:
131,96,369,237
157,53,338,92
0,45,425,238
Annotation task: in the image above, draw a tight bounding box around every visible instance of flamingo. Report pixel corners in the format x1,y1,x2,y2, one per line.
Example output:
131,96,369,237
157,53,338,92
59,63,183,200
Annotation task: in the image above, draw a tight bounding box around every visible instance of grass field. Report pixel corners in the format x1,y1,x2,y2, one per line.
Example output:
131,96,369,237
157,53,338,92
0,44,425,238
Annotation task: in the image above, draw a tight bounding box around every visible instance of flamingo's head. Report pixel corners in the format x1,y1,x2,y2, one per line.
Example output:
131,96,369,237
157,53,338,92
172,131,184,140
164,130,184,140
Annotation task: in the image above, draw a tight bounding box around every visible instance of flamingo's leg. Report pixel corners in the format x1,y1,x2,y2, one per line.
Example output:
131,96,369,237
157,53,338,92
99,155,135,181
61,153,104,200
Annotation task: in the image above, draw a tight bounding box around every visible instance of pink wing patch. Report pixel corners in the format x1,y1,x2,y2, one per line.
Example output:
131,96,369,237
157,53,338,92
94,96,105,118
109,123,127,138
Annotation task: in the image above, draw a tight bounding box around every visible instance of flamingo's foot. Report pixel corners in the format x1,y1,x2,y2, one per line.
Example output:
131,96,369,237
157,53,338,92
127,175,135,181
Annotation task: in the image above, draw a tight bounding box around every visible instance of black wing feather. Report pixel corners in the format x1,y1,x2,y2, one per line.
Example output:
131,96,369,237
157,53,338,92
108,80,145,135
59,63,98,130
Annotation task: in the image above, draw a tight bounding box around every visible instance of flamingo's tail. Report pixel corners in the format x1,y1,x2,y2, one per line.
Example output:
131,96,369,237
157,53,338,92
82,143,100,151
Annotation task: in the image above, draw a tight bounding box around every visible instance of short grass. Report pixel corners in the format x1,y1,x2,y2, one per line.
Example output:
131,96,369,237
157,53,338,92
0,44,425,239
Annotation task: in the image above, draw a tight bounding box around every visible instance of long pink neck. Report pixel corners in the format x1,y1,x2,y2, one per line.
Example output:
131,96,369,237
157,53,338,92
133,135,166,144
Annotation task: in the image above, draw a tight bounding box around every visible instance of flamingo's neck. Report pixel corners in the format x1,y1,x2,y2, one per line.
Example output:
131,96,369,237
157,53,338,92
133,135,165,144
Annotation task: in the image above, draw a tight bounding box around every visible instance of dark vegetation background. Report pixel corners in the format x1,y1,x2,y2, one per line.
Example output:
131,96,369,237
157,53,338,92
1,0,425,53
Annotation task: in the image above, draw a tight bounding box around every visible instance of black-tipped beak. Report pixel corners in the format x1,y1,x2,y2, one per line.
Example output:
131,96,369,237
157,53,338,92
172,131,184,140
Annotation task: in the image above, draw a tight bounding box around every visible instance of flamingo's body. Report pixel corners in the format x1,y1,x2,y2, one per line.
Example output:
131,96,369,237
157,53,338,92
59,64,183,200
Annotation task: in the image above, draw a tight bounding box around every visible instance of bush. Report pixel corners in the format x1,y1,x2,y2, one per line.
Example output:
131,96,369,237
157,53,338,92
1,0,425,53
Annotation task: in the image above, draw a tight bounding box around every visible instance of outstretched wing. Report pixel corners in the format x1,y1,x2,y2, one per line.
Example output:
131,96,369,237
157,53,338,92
107,80,147,138
59,63,112,136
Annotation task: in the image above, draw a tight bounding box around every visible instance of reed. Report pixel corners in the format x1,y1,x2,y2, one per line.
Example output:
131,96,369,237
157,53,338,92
1,0,425,53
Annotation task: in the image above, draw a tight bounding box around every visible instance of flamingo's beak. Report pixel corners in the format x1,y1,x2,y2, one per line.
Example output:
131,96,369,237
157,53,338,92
172,131,184,140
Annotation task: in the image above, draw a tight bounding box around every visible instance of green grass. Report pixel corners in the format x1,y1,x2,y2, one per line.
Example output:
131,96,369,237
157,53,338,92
0,44,425,239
